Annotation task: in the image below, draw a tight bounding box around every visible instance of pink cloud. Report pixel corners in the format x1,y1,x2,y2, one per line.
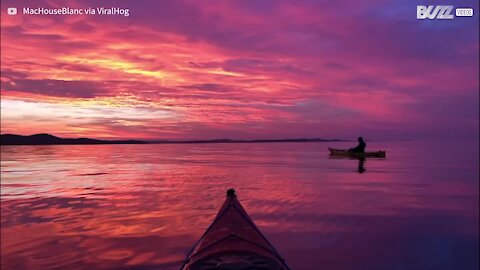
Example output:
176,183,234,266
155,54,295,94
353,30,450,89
1,0,478,139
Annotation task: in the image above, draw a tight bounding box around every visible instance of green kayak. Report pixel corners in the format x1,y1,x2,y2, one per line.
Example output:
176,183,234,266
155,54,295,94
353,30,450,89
180,189,290,270
328,147,386,158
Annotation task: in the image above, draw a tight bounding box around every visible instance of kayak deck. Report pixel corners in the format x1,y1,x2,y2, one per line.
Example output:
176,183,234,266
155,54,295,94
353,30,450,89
328,147,386,158
180,189,290,270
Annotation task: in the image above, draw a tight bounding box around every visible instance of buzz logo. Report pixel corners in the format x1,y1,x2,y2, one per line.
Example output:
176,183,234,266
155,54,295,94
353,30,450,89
417,5,454,19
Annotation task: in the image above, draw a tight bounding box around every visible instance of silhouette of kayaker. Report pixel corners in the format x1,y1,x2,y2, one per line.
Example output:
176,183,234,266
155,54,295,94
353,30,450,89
349,137,366,153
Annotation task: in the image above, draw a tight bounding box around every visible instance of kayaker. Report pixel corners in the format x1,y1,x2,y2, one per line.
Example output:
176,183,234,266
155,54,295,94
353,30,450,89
349,137,366,153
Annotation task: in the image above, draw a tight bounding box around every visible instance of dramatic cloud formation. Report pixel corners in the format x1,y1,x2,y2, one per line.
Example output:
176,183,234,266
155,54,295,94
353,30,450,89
1,0,478,140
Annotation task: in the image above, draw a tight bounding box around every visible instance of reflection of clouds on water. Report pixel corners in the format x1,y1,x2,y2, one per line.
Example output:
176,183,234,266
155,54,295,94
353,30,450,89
1,142,478,270
1,196,197,269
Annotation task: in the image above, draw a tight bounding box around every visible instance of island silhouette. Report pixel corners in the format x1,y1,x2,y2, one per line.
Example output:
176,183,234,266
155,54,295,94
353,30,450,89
1,133,345,145
0,134,147,145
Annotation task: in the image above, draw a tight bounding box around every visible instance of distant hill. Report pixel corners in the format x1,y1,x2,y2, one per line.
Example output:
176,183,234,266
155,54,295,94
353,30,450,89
1,133,346,146
1,134,147,145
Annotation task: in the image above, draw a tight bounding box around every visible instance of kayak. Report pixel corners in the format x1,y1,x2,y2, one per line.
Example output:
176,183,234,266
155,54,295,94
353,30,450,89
180,189,290,270
328,147,386,158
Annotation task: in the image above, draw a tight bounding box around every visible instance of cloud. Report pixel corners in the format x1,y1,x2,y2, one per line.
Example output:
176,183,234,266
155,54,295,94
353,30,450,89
0,0,478,139
2,79,108,98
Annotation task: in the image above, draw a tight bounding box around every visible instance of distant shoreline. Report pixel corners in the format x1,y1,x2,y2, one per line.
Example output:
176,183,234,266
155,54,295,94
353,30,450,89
149,138,347,144
0,134,146,146
1,134,347,146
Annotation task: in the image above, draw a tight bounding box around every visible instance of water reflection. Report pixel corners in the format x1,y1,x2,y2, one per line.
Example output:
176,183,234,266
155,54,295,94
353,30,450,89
1,142,478,270
358,157,366,174
328,155,366,174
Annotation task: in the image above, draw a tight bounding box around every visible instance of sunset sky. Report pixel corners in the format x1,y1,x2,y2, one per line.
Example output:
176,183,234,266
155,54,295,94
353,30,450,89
1,0,478,140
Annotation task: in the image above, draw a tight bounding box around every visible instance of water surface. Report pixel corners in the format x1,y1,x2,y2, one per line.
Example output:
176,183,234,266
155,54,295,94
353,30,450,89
1,141,478,270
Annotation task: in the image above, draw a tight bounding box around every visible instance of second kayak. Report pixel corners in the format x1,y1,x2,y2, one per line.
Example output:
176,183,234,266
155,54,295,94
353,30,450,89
328,147,386,158
180,189,290,270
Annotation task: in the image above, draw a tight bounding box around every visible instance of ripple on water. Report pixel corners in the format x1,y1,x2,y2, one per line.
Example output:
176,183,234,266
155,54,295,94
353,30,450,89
1,142,478,270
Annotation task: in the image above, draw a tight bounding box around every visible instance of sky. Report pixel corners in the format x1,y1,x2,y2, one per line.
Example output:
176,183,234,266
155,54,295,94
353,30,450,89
1,0,478,140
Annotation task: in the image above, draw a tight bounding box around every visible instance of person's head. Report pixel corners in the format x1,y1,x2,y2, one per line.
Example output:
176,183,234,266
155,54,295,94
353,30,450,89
358,137,364,142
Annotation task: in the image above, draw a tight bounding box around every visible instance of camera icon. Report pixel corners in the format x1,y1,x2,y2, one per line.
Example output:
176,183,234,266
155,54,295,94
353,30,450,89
7,7,17,15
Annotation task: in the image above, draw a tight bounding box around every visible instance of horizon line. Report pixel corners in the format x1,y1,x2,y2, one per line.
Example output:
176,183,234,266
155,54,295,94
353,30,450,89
0,133,352,142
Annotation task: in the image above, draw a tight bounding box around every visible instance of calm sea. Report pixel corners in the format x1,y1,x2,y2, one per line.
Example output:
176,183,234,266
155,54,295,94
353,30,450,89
1,141,479,270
